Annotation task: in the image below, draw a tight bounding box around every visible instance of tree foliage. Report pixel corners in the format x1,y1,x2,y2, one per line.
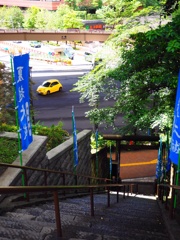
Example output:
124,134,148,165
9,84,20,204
72,2,180,135
0,62,15,125
109,9,180,133
23,6,41,29
0,6,24,28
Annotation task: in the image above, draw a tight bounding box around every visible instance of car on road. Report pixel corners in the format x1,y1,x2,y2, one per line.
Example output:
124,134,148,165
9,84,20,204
84,51,93,62
36,79,63,95
52,44,74,60
30,41,41,48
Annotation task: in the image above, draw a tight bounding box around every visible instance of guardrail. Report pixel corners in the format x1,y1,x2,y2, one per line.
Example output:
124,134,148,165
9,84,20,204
0,183,128,238
0,162,137,238
0,28,113,34
0,162,111,197
157,183,180,219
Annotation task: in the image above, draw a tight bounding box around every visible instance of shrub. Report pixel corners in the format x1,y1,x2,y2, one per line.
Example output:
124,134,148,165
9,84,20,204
0,121,70,153
0,138,18,164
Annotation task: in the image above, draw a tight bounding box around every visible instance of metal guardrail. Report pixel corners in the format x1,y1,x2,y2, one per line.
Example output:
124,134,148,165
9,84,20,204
0,162,111,191
0,162,136,238
0,184,127,238
157,183,180,219
0,29,113,34
0,28,113,41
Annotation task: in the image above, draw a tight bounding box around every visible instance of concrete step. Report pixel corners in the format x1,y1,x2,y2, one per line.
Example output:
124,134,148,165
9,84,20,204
0,216,56,240
0,193,178,240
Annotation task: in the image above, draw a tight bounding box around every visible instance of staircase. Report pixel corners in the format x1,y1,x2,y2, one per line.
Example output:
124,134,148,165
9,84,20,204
0,192,177,240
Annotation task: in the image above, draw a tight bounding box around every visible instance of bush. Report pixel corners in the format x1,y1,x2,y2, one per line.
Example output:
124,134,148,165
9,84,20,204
0,138,18,164
0,121,70,152
32,121,69,151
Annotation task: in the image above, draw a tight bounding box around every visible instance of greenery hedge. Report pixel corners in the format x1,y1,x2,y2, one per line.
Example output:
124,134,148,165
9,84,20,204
0,121,70,164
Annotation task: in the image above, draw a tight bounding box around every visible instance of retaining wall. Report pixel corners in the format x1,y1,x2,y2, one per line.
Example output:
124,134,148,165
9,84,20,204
0,130,94,190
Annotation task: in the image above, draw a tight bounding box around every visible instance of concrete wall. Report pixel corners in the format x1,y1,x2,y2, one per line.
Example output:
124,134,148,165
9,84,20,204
91,147,110,182
46,130,92,186
0,130,92,189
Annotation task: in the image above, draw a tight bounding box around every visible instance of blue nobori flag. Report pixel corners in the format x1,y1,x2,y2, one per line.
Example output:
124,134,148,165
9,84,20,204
169,71,180,165
156,138,163,180
13,53,33,151
72,106,78,167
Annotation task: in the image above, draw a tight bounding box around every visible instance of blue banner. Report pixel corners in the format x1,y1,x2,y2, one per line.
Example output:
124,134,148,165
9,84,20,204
72,106,78,167
13,53,33,151
169,71,180,165
156,138,163,180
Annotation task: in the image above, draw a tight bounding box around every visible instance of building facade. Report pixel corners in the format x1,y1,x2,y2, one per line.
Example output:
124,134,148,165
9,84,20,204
0,0,65,11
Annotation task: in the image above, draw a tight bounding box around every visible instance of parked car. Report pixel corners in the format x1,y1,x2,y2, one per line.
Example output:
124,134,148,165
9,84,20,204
51,45,74,60
36,79,63,95
84,51,93,62
30,41,41,48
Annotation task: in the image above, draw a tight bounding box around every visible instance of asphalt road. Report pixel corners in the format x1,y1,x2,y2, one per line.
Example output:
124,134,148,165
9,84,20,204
0,43,123,135
31,59,93,134
31,58,123,134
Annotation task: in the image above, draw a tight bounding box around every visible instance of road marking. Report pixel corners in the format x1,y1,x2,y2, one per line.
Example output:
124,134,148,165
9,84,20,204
120,159,157,167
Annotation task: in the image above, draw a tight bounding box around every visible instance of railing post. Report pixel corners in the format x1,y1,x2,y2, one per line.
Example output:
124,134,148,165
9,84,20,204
117,186,119,203
158,184,163,202
44,171,47,186
62,173,66,196
23,169,29,202
136,183,139,194
170,187,175,219
53,191,62,238
88,177,91,193
74,175,77,193
127,184,130,196
165,186,169,210
130,184,133,195
107,187,110,207
123,185,125,199
88,177,91,185
44,171,48,198
90,188,94,216
161,185,164,203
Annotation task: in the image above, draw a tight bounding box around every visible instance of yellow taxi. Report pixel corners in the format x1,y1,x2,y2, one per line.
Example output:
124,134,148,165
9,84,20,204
36,79,63,95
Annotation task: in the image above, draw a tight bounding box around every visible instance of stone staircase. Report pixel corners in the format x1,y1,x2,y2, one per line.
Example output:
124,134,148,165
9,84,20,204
0,192,179,240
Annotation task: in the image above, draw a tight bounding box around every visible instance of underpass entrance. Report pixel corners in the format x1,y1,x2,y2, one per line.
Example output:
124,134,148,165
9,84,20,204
103,134,160,180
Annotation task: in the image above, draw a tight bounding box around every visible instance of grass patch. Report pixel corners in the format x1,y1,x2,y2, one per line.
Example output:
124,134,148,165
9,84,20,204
0,138,19,164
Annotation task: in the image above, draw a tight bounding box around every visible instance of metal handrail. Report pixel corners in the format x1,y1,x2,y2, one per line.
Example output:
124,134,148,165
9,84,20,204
0,184,126,238
0,162,137,238
0,162,111,187
157,183,180,219
0,29,113,34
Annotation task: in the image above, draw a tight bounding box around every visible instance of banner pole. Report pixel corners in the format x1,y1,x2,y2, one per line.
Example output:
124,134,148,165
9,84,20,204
110,142,112,179
95,129,99,178
174,152,180,208
10,55,25,188
72,106,78,187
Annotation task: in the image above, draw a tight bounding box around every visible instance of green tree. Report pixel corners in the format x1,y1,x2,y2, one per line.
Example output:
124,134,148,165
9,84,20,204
0,62,15,126
111,9,180,133
55,4,72,29
23,6,41,29
96,0,155,25
55,4,83,29
35,9,56,30
63,11,84,28
1,6,24,28
65,0,77,9
72,2,180,135
0,6,8,27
